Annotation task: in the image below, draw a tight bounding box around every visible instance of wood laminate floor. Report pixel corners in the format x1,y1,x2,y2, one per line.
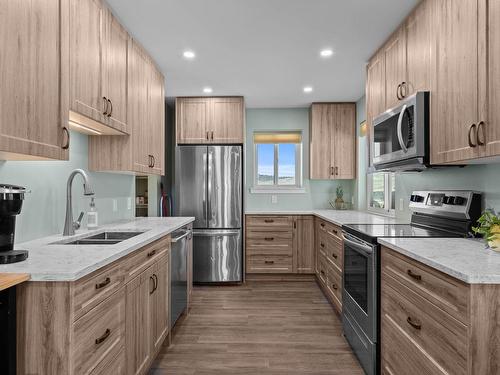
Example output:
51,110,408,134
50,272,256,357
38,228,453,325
150,281,364,375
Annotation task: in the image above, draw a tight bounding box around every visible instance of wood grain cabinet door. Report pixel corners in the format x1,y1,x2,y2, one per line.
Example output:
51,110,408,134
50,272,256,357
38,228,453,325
126,267,153,375
405,0,432,96
150,256,169,353
430,0,482,164
383,28,407,109
332,104,356,179
69,0,106,125
309,104,333,179
147,65,165,175
176,98,210,144
0,0,69,160
210,97,244,143
294,216,315,274
102,7,129,134
483,0,500,158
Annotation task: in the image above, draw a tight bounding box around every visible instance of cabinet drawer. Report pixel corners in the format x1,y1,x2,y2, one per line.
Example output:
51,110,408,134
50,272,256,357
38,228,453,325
317,251,328,284
246,215,292,228
246,245,292,257
381,247,469,324
123,235,171,282
326,262,342,309
73,261,125,321
246,255,292,273
246,229,293,245
73,289,126,375
381,272,467,375
90,347,125,375
319,231,343,272
317,220,342,241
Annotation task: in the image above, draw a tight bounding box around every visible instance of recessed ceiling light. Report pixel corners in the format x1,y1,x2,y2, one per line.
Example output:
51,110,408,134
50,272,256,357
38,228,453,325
320,49,334,57
303,86,313,93
203,87,213,94
183,50,195,59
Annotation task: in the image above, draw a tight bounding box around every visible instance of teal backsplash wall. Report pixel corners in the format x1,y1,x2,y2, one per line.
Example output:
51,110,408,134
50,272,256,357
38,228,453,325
355,95,500,219
0,131,135,243
245,108,354,211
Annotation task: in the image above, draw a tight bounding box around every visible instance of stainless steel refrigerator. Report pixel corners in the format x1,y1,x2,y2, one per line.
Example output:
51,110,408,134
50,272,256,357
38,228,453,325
175,145,242,283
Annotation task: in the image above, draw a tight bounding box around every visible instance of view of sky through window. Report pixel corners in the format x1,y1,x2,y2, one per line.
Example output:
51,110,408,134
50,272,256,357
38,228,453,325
257,143,297,185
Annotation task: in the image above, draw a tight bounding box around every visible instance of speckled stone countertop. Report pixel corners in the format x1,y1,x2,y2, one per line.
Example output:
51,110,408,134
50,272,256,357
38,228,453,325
0,217,194,282
379,237,500,284
245,209,402,226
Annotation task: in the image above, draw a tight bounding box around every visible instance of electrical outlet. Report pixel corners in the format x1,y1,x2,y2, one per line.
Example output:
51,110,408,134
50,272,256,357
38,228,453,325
112,199,118,212
271,195,278,204
399,198,405,211
127,197,132,210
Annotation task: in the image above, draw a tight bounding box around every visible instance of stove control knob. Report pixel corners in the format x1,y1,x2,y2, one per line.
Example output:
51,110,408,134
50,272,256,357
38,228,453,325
443,196,452,205
411,194,424,203
453,196,466,205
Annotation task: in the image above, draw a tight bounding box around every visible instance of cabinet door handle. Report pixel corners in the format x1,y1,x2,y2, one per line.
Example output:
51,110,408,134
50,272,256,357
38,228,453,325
407,269,422,281
206,131,209,140
335,166,339,175
264,260,274,264
396,84,402,100
147,249,157,257
406,316,422,330
320,223,325,228
332,253,338,259
62,127,70,149
95,328,111,345
468,124,477,147
107,99,113,117
331,283,338,290
102,97,109,115
477,121,486,146
95,277,111,290
320,270,325,275
400,82,407,98
211,131,214,140
320,242,325,248
264,237,274,241
330,166,334,176
149,275,156,294
151,155,156,168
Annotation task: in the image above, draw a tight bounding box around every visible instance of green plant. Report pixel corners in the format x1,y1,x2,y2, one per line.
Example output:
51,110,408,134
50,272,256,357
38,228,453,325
336,185,344,200
473,210,500,249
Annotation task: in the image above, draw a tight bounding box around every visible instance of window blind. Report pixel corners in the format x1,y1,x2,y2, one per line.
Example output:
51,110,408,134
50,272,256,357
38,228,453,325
253,131,302,144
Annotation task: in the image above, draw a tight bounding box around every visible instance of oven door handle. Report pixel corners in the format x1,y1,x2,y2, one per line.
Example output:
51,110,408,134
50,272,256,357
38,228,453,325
343,233,374,256
397,104,408,153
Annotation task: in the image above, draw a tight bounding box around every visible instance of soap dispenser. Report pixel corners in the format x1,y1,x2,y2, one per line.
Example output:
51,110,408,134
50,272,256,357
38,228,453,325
87,197,98,229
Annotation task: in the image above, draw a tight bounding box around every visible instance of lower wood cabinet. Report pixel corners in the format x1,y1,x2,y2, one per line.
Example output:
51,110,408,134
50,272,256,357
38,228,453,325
315,217,343,313
381,246,500,375
16,235,172,375
245,215,315,275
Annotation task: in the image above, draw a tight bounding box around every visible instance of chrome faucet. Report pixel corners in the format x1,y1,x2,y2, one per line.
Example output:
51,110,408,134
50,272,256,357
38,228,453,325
63,169,95,236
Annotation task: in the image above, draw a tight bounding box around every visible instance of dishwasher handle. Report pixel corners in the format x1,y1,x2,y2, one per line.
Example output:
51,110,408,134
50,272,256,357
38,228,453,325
171,229,192,243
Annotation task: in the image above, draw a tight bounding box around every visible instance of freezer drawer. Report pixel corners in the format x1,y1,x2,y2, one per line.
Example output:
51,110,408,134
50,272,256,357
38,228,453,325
193,229,242,282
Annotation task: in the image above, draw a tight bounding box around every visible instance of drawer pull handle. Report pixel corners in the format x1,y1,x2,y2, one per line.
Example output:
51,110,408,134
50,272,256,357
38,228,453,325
264,237,274,241
320,242,325,248
407,269,422,281
331,283,338,290
332,253,338,259
331,230,338,235
320,223,325,228
95,277,111,290
320,270,325,275
406,316,422,330
147,249,157,258
95,328,111,345
264,219,274,223
264,260,274,264
150,274,158,294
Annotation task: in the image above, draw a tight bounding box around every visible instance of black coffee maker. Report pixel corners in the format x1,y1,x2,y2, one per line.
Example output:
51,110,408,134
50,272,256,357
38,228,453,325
0,184,29,264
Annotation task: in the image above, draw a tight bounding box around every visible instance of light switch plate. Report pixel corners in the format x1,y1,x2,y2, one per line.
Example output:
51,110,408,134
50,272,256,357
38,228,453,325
112,199,118,212
271,195,278,204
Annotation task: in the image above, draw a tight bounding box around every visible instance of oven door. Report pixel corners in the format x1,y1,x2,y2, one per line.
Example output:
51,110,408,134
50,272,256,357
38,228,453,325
342,233,377,341
372,92,428,169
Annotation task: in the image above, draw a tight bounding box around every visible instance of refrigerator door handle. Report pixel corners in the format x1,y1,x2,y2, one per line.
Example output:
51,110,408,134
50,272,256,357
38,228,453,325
202,151,208,224
207,150,213,226
193,229,241,236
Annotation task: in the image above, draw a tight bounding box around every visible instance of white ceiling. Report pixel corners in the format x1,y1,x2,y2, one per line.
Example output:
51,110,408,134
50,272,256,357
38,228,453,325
106,0,418,108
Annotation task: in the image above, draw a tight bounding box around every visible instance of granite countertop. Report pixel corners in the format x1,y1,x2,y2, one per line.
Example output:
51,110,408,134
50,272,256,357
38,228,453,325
0,217,194,282
379,237,500,284
245,209,402,226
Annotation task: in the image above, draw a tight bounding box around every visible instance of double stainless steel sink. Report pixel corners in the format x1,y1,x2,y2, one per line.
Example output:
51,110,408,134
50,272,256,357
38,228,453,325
63,231,145,245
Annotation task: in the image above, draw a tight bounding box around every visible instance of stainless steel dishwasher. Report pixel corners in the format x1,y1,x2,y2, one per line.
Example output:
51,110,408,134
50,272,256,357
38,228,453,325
170,227,192,328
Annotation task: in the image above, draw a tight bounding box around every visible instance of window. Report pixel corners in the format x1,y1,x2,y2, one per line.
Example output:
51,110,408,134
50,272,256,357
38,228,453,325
253,131,303,191
367,172,395,215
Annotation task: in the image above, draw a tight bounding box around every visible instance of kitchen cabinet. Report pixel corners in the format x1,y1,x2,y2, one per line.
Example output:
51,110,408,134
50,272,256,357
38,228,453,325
69,0,129,135
16,235,171,375
0,0,69,161
381,246,500,374
309,103,356,180
383,28,406,110
293,216,315,274
176,97,245,144
89,38,165,175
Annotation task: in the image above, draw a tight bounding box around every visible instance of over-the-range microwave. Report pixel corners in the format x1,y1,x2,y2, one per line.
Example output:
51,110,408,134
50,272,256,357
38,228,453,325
371,91,429,171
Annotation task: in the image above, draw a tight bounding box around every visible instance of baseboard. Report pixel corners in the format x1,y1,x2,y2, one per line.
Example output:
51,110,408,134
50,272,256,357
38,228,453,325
245,273,316,282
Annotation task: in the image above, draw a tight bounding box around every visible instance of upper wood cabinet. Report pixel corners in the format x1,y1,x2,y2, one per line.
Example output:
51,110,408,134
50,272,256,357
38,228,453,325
0,0,69,160
89,38,165,176
383,28,407,110
309,103,356,180
69,0,129,135
176,97,245,144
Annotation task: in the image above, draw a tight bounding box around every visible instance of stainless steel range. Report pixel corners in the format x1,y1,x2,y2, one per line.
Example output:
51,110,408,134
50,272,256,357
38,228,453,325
341,190,482,375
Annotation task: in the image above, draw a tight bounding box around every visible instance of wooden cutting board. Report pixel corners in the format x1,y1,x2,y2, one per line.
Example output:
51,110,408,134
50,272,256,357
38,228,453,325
0,273,30,291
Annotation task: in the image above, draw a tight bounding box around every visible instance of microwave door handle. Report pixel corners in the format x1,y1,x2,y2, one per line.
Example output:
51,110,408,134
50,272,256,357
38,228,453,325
397,104,408,153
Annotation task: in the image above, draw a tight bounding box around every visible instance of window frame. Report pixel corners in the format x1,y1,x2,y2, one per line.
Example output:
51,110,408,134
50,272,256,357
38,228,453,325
252,137,303,192
366,172,395,216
